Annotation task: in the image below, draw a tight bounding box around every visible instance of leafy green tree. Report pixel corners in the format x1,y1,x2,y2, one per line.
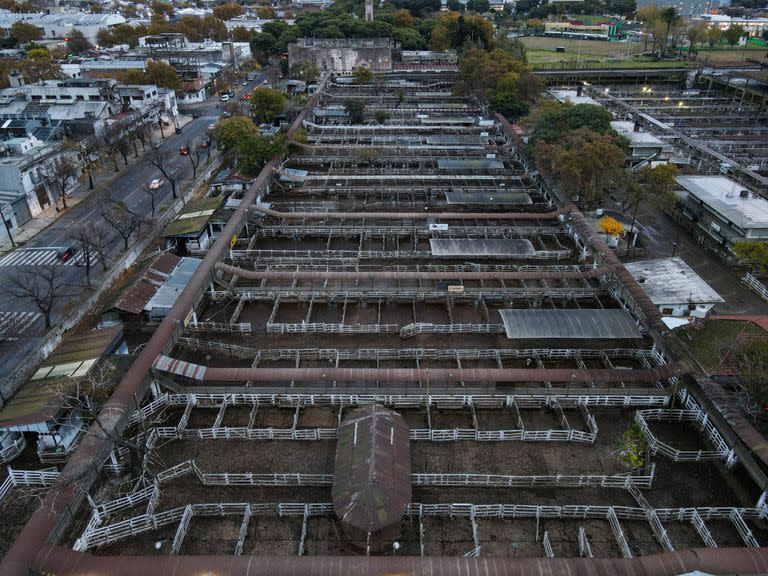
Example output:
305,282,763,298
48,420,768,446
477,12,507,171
352,65,374,83
685,22,708,58
237,133,285,175
394,9,415,27
724,25,745,46
277,28,299,52
393,27,425,49
230,26,251,42
17,48,62,83
250,32,277,61
734,241,768,276
65,29,93,55
10,21,41,45
248,87,286,123
292,59,319,82
490,91,530,120
374,109,390,124
659,7,679,56
706,26,722,47
213,116,258,150
344,99,365,123
262,20,289,39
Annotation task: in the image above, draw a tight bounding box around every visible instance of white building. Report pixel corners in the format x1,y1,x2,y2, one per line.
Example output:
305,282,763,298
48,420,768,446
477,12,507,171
610,120,667,166
625,257,724,319
695,14,768,36
25,13,127,44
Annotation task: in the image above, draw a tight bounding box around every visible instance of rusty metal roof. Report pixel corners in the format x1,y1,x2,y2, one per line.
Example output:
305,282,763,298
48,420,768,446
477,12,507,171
332,405,411,533
112,253,181,314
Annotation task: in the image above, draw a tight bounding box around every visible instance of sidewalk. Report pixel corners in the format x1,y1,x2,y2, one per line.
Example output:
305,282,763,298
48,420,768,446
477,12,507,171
0,114,194,254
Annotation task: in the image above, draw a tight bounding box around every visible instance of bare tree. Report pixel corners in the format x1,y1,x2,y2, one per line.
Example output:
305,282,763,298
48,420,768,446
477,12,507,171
147,145,178,199
45,157,78,210
1,265,75,328
99,125,122,172
115,135,132,167
102,200,143,251
134,122,151,151
141,179,163,218
185,140,204,179
69,222,112,284
64,136,101,190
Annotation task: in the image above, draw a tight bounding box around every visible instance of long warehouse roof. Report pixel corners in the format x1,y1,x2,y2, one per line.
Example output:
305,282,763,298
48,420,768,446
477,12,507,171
498,309,642,340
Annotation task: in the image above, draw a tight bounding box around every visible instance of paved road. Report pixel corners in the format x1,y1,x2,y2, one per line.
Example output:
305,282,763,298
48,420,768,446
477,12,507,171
0,71,268,379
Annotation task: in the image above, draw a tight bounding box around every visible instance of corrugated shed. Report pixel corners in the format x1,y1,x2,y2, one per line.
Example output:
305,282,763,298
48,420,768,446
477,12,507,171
498,309,643,340
430,238,535,257
332,405,411,533
113,253,181,315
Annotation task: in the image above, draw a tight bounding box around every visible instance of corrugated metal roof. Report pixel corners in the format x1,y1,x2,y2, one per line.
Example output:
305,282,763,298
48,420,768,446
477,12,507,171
332,405,411,533
279,168,308,184
163,196,224,237
498,309,642,340
445,190,532,205
430,238,535,257
113,253,182,314
144,257,201,312
624,257,724,306
437,158,504,170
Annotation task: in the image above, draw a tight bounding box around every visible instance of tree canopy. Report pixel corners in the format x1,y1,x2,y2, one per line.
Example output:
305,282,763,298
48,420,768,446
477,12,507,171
248,87,286,123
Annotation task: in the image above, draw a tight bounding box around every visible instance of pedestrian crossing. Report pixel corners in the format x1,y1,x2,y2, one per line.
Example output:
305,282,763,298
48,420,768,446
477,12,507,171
0,311,42,339
200,115,219,121
0,247,99,267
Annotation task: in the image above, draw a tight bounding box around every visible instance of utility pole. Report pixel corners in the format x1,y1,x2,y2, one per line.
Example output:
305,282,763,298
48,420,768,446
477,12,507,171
1,203,15,247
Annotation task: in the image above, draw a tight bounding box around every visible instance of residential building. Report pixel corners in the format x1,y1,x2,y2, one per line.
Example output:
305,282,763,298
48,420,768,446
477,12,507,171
675,175,768,252
695,14,768,36
27,13,126,43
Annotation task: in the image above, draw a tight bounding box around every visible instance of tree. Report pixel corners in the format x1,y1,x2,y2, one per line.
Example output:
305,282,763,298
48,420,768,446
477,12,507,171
17,49,62,83
64,135,100,190
236,133,284,175
257,6,276,18
65,29,93,55
394,9,415,27
599,216,624,237
151,0,173,20
250,32,277,62
466,0,490,12
2,266,75,328
115,135,132,166
724,25,745,47
734,241,768,276
344,99,366,123
292,59,319,82
141,179,162,218
10,21,41,45
146,145,178,199
706,26,722,47
230,26,251,42
212,2,244,20
686,22,708,58
393,27,425,50
534,129,626,208
102,199,143,250
145,59,181,90
659,7,680,57
352,65,373,83
490,90,529,120
46,157,78,209
99,124,122,172
248,87,286,123
213,116,259,150
637,163,678,212
374,109,390,124
185,139,204,179
68,222,110,284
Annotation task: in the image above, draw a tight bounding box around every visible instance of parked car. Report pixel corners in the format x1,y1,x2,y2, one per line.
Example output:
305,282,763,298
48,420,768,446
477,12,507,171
220,94,230,102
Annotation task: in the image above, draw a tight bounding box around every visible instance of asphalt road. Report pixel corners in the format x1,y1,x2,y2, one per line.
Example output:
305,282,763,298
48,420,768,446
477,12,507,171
0,70,268,378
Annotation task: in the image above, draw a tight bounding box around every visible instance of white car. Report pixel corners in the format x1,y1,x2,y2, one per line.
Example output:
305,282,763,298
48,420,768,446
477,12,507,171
149,178,163,190
220,94,230,102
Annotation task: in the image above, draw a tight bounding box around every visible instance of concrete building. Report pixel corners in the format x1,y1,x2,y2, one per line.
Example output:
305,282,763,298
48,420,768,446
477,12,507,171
549,88,603,107
695,14,768,36
288,38,396,74
675,175,768,251
5,12,128,43
625,257,724,319
610,121,667,167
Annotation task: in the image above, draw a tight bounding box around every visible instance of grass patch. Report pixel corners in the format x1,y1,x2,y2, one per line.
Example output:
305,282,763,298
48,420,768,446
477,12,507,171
679,320,768,373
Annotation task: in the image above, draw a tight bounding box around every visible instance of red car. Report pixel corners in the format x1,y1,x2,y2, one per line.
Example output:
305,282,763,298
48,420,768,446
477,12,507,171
179,145,189,156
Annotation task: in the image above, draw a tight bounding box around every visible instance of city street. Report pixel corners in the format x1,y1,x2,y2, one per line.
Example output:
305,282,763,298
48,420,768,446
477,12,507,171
0,71,267,382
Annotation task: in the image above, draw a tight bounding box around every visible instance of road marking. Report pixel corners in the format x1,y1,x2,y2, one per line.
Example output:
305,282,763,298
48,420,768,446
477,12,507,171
0,247,99,267
0,311,42,338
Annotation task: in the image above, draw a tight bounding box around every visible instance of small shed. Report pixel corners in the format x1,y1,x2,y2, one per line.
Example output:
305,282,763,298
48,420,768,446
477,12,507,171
162,195,225,253
333,405,411,536
0,326,126,463
624,257,724,318
210,168,252,196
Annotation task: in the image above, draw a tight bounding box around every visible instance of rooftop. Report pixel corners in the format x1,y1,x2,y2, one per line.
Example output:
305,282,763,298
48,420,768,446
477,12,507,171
676,175,768,231
610,121,665,148
145,257,202,314
549,89,601,107
444,190,532,205
429,238,536,257
624,257,724,307
498,309,642,339
332,405,411,533
112,253,182,315
163,195,225,237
